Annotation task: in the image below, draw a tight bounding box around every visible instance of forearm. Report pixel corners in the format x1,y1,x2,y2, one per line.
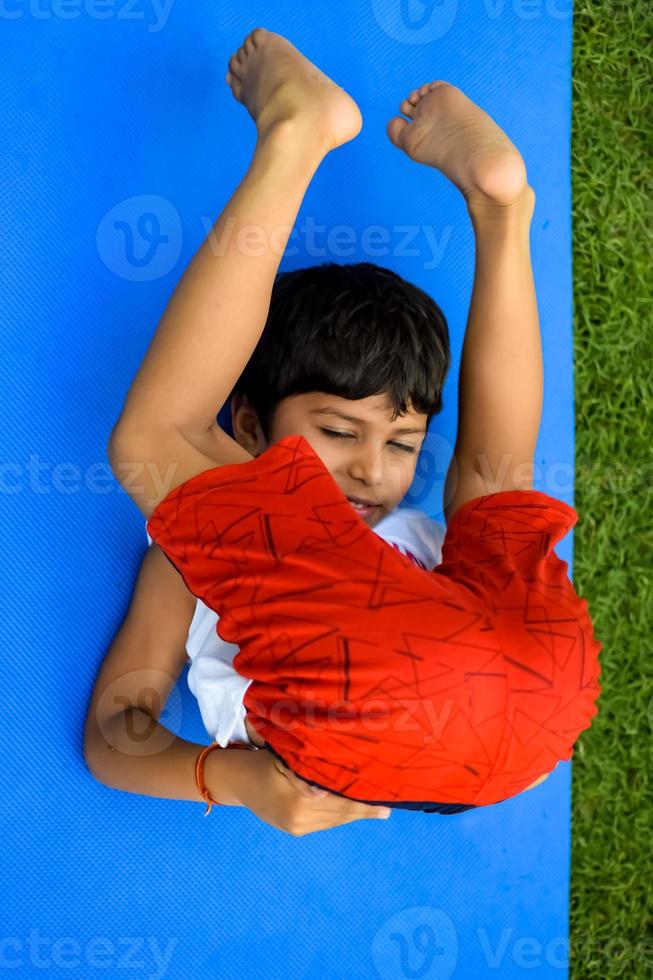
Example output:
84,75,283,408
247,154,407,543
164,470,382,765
112,124,327,440
453,187,543,489
85,709,241,808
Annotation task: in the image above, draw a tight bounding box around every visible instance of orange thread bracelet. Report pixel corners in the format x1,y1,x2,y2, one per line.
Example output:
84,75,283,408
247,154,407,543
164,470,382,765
195,740,254,816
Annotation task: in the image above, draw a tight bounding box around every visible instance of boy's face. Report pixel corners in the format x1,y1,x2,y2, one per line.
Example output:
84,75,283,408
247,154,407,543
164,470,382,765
231,391,428,529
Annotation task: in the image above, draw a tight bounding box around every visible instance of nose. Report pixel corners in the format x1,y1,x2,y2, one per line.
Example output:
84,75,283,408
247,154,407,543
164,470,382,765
348,442,385,490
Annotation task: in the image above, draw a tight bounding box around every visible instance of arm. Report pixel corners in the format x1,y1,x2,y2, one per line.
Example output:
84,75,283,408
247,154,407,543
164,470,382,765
443,187,542,524
83,542,390,829
83,541,268,807
82,540,232,803
108,125,329,520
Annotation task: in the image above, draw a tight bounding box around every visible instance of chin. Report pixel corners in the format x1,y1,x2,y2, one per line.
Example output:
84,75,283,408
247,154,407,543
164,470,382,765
361,506,385,528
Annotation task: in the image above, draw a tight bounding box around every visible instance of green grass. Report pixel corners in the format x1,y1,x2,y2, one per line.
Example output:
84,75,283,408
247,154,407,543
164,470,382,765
571,4,652,977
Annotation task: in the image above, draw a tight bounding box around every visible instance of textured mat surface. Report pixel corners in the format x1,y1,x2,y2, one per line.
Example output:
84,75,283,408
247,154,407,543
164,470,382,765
0,3,577,978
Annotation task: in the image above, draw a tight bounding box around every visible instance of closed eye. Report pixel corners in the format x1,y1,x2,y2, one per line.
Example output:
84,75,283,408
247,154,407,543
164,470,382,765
319,428,417,454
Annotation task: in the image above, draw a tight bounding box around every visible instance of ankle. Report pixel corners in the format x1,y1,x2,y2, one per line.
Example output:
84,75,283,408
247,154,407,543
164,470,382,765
255,114,332,164
466,184,535,233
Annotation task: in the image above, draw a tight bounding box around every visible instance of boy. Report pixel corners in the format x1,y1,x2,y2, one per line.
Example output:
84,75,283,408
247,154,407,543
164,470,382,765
99,29,601,830
144,260,451,751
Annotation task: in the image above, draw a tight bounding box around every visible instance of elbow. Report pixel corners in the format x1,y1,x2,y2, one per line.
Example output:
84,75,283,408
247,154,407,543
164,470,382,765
106,427,124,478
107,415,146,456
83,743,104,783
106,423,145,487
83,727,102,777
84,707,129,784
83,716,109,783
107,423,132,469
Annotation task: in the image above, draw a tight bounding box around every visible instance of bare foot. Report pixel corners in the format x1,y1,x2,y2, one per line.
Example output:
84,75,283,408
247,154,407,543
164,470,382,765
387,81,528,207
225,28,362,153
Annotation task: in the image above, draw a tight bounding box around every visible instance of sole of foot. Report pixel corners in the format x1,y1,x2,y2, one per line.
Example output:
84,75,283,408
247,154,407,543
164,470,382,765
226,28,363,154
387,81,529,207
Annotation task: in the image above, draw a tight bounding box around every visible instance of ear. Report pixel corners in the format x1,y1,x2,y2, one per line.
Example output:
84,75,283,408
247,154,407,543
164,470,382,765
231,392,267,455
229,390,244,429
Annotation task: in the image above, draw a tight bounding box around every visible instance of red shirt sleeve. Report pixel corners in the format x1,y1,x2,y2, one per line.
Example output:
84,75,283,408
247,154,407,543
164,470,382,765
434,489,603,777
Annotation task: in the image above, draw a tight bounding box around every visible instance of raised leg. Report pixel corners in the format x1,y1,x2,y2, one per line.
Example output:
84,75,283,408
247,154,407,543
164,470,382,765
112,28,362,441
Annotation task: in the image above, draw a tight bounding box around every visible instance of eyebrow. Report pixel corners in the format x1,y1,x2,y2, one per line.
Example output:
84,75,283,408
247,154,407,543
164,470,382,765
309,408,427,436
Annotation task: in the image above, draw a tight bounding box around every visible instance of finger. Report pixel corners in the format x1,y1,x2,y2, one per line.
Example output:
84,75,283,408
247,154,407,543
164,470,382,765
321,796,392,821
353,801,392,820
313,807,393,834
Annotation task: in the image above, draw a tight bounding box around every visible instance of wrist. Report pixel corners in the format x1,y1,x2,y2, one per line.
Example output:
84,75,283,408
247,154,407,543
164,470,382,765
203,745,246,808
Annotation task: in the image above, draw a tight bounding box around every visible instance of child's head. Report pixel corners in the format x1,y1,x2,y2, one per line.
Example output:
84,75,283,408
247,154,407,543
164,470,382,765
228,261,450,526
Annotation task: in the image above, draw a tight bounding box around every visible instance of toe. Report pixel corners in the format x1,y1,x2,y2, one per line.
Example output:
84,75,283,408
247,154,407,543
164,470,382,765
400,99,415,118
244,35,255,55
228,53,242,76
387,116,410,148
228,76,243,101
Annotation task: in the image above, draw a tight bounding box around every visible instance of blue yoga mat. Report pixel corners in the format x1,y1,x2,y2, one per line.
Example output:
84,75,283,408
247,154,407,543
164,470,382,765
1,4,577,977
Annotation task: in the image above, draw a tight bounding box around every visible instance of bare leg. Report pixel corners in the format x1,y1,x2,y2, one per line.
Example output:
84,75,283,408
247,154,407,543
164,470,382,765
113,28,362,438
387,82,541,495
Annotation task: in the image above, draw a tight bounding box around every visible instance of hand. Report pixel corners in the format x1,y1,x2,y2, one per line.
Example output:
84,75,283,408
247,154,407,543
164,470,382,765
219,746,393,836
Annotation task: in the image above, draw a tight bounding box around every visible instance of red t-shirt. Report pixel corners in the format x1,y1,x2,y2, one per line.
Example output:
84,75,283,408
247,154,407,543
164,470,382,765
146,433,602,809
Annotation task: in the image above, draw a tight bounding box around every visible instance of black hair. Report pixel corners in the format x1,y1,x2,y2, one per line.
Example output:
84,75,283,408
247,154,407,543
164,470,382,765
228,261,451,442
